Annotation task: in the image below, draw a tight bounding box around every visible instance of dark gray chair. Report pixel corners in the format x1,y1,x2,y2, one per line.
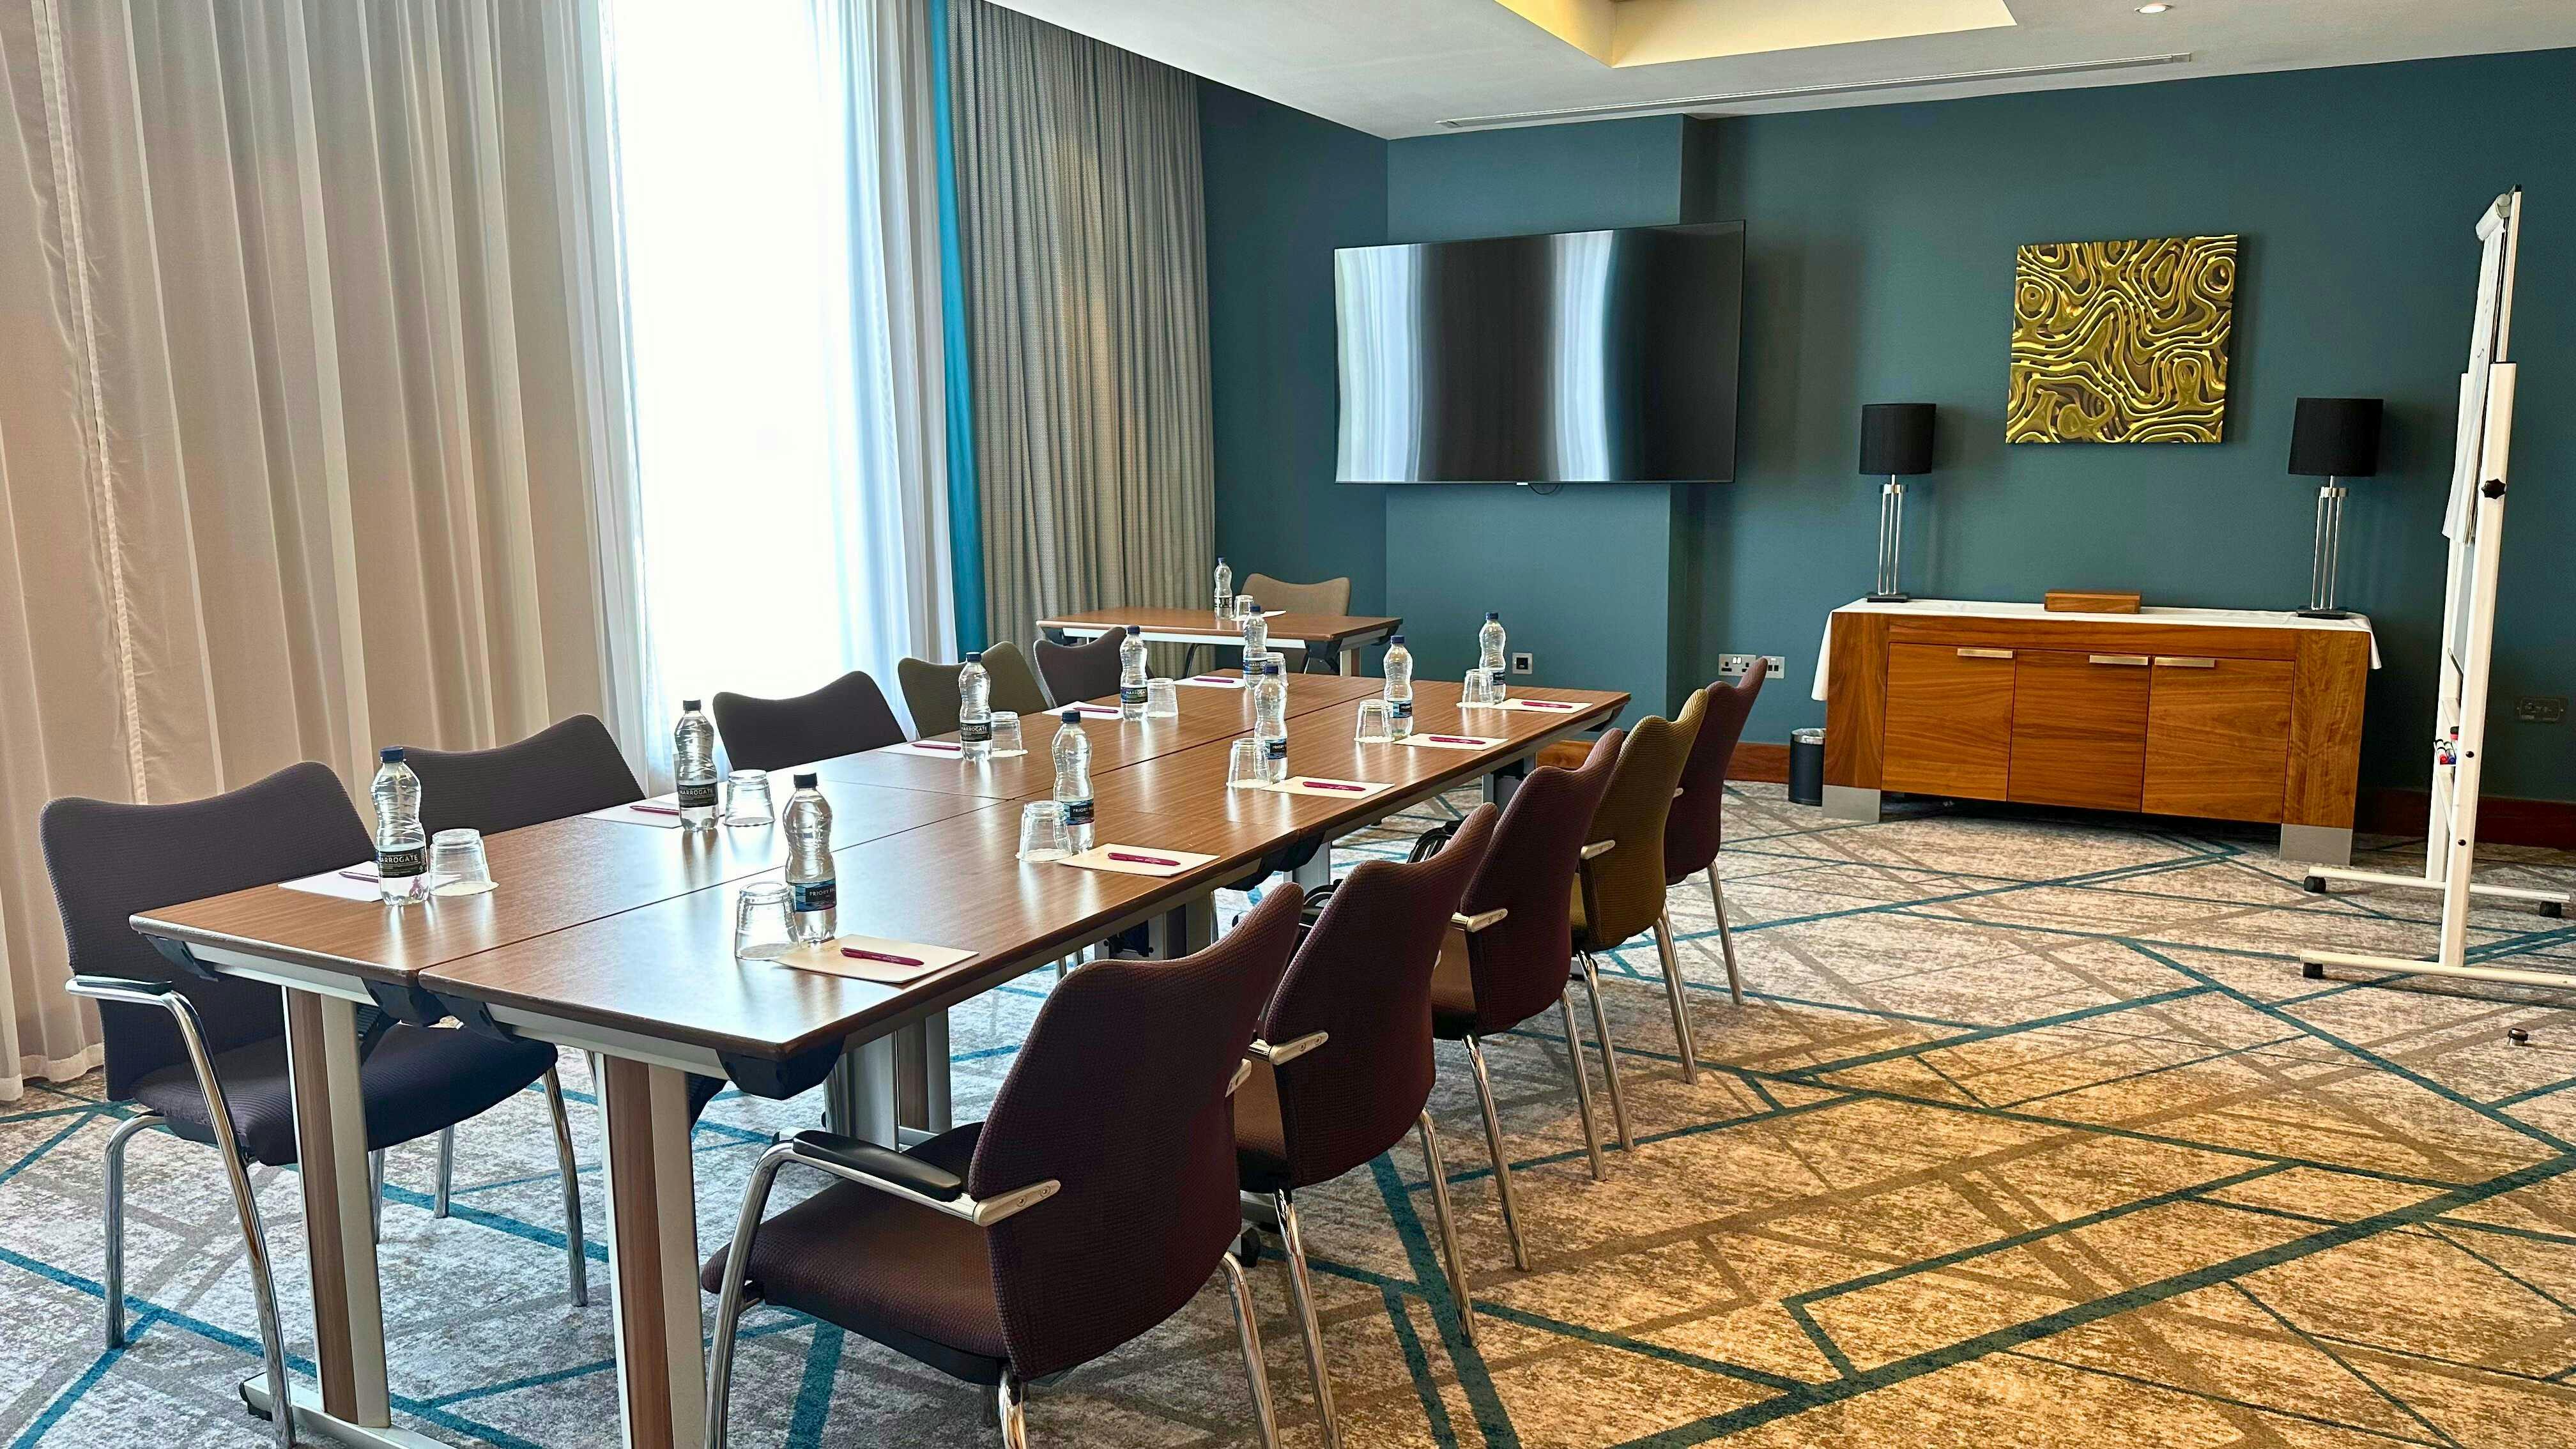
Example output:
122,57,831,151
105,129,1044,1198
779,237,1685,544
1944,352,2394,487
1033,628,1127,706
43,763,583,1449
700,887,1309,1449
898,642,1050,737
711,672,906,772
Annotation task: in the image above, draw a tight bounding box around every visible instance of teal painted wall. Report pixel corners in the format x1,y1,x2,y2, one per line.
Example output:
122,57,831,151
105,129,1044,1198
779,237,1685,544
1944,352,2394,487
1200,50,2576,798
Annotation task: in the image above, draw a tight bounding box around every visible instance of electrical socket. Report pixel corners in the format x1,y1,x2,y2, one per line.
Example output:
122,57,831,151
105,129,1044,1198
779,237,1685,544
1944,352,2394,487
2517,695,2568,724
1719,654,1786,678
1510,652,1535,675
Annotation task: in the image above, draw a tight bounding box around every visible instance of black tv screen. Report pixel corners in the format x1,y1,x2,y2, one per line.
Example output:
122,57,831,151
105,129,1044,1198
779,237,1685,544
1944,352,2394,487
1334,221,1744,484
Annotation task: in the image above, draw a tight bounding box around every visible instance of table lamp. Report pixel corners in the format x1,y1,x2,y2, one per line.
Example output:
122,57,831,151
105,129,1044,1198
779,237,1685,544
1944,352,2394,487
2288,397,2382,620
1860,403,1935,602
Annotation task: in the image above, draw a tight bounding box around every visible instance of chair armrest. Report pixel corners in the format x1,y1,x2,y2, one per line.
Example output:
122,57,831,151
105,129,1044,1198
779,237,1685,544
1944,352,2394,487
67,975,178,1007
1581,839,1616,861
68,974,255,1165
1248,1031,1328,1066
784,1131,1058,1227
1228,1059,1254,1097
1452,907,1508,933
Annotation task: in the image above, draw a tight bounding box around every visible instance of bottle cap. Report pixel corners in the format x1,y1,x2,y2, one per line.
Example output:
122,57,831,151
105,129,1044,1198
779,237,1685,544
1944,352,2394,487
793,772,818,788
1061,709,1080,724
1217,555,1227,564
681,698,702,711
1265,661,1282,675
1390,634,1405,645
1486,611,1500,621
379,746,404,763
1126,624,1142,636
965,652,983,664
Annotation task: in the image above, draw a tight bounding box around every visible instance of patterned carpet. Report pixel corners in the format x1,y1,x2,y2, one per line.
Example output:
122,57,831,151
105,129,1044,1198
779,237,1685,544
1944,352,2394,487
8,783,2576,1447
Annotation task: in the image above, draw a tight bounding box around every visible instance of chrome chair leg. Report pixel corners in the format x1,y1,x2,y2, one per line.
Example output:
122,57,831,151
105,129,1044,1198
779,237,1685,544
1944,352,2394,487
433,1126,455,1218
369,1148,385,1243
704,1142,793,1449
541,1066,589,1306
1708,867,1744,1005
1218,1253,1283,1449
1577,953,1634,1150
102,1112,165,1349
1273,1191,1340,1449
1414,1111,1476,1346
1462,1035,1531,1271
997,1370,1030,1449
1554,988,1608,1181
1653,912,1702,1082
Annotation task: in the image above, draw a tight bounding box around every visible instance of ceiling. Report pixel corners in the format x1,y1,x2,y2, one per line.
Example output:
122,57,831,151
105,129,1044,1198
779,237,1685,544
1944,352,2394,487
980,0,2576,137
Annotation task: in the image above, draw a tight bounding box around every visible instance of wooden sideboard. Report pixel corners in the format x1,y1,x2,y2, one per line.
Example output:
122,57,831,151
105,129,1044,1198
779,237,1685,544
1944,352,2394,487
1816,601,2374,864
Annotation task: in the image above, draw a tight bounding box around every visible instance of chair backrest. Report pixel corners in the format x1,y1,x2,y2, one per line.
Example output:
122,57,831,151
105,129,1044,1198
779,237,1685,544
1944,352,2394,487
1033,630,1126,707
406,714,643,836
41,762,374,1099
1239,573,1351,618
1666,668,1764,884
712,672,905,772
1264,804,1497,1186
1580,689,1707,949
897,641,1047,737
1452,730,1622,1035
970,885,1304,1380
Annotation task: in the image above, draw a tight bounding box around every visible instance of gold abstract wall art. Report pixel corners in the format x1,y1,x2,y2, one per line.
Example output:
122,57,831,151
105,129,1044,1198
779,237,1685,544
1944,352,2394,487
2008,234,2237,443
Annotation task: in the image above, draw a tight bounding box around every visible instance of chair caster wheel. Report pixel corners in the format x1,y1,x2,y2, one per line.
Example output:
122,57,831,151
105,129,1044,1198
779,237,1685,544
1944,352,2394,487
2301,962,2324,980
2543,900,2564,919
2302,875,2326,895
1234,1227,1262,1268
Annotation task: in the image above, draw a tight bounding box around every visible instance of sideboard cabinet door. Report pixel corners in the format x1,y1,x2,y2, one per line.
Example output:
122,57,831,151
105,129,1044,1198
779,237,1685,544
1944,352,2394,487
1882,644,2016,801
2142,656,2294,822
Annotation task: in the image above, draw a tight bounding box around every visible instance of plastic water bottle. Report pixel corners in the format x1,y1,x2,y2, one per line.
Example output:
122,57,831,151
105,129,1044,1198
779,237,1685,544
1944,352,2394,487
1254,660,1289,783
369,747,428,907
674,700,719,831
1118,624,1149,721
958,652,993,763
1478,612,1509,703
1383,634,1414,740
1239,602,1268,673
781,773,836,944
1213,556,1233,620
1052,710,1095,852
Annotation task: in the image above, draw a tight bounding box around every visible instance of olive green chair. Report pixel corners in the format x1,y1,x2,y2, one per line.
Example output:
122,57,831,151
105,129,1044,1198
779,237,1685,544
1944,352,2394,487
1188,572,1352,674
1570,687,1708,1147
896,641,1049,737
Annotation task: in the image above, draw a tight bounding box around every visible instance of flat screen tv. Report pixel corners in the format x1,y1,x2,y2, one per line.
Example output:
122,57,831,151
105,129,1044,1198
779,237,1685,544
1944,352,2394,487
1334,220,1744,484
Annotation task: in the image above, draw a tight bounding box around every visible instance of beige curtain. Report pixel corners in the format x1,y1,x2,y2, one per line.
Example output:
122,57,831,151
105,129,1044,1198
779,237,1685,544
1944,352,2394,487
947,0,1214,649
0,0,639,1098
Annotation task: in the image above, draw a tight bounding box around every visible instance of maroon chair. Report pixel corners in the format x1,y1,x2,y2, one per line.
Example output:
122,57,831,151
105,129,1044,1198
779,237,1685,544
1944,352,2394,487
701,887,1309,1448
1237,804,1499,1445
711,671,907,772
1429,730,1624,1271
1033,627,1128,706
1665,668,1764,1004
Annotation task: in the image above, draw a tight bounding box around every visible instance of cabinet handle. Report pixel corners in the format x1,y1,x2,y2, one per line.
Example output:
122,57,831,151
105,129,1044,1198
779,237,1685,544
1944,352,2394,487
1956,648,2014,660
2088,654,2150,666
2154,656,2218,669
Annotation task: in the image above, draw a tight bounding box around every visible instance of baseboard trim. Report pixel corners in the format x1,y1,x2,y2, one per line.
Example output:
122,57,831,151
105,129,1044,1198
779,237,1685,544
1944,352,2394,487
2358,788,2576,849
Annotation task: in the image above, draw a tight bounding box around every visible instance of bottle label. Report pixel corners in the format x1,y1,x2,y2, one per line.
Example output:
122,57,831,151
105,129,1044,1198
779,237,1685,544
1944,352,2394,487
678,781,717,810
1264,738,1287,763
378,846,426,880
1061,797,1094,827
960,719,993,744
1121,684,1147,707
1390,698,1413,720
790,879,837,913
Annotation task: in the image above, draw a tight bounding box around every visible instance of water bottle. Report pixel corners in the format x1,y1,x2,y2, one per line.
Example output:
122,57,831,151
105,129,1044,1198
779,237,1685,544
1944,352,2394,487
1213,556,1233,620
1239,602,1268,673
1478,612,1509,703
1118,624,1149,721
781,773,836,943
958,652,993,763
1254,661,1289,783
370,747,428,907
1052,710,1095,852
1383,634,1414,740
674,700,719,831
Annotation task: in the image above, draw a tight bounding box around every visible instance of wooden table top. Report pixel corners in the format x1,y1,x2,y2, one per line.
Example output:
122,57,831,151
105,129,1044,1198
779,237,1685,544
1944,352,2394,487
1037,606,1400,646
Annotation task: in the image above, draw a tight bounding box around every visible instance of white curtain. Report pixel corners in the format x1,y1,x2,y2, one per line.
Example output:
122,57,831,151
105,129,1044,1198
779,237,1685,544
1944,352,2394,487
601,0,954,769
0,0,643,1100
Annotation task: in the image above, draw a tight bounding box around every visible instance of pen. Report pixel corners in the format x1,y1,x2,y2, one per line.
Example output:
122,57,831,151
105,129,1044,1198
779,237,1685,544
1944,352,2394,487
912,740,962,751
1109,852,1181,867
841,947,925,967
1300,780,1367,792
1425,735,1484,745
631,801,680,815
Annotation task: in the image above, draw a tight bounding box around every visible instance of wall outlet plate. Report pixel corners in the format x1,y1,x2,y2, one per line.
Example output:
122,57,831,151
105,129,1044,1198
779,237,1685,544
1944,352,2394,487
1510,652,1535,675
1719,654,1787,678
2516,695,2568,724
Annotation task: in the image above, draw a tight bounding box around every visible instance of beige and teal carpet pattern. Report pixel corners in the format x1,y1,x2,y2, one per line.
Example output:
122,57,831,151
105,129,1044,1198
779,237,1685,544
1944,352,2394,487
7,785,2576,1446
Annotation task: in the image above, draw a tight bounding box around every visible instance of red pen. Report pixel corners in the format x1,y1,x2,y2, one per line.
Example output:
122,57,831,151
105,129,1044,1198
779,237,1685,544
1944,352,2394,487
1300,780,1367,792
1109,852,1181,867
1190,675,1236,684
912,740,962,752
1520,700,1575,710
1426,735,1485,745
841,947,925,967
339,866,379,881
631,801,681,815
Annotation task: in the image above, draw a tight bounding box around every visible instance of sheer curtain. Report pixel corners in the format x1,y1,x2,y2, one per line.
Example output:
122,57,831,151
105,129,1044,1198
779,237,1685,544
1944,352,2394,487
0,0,640,1099
601,0,954,767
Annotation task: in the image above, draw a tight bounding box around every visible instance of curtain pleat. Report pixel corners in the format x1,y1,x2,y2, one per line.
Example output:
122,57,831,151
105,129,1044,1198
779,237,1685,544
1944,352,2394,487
946,0,1213,652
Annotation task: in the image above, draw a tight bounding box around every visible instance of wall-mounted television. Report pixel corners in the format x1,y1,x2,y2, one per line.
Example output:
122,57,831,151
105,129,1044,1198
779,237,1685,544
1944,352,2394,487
1334,221,1744,484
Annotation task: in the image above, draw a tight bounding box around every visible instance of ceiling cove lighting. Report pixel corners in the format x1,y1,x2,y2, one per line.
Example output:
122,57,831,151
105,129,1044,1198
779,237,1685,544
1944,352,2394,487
2138,4,2173,13
1437,52,2196,130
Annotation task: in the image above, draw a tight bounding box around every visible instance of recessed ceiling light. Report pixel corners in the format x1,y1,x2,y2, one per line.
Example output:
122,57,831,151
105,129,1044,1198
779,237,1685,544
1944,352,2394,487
2137,3,2172,12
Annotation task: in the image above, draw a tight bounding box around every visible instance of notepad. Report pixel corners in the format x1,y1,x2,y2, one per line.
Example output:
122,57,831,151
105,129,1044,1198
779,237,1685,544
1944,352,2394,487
1057,845,1216,878
770,935,974,985
281,864,394,902
588,794,687,829
1248,776,1393,799
1399,732,1502,751
1461,697,1584,714
885,740,1022,760
1058,703,1124,719
1176,675,1246,690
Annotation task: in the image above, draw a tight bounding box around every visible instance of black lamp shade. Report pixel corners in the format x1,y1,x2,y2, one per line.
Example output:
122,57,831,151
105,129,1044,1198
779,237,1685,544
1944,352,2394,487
1859,403,1936,476
2288,397,2382,478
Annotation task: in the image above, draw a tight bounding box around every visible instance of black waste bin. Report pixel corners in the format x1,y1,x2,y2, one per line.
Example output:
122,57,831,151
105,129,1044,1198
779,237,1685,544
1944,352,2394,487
1788,727,1825,807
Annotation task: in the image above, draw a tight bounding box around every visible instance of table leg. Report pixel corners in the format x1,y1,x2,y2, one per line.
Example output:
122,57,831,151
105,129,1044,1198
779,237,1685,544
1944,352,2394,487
597,1055,707,1449
1291,843,1333,893
277,992,399,1432
1338,643,1360,677
1149,896,1217,957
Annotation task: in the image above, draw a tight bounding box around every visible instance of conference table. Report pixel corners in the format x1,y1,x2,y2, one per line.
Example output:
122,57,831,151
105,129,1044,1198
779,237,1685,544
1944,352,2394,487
1036,605,1401,676
130,670,1625,1449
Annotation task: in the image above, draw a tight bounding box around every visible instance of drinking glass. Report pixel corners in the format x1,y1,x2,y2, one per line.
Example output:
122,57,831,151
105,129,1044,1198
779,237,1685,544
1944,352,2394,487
1233,594,1257,621
723,769,775,826
1354,699,1393,744
990,710,1025,756
1227,738,1266,789
1462,667,1491,706
427,829,496,897
1017,801,1073,861
733,882,795,960
1145,678,1179,718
